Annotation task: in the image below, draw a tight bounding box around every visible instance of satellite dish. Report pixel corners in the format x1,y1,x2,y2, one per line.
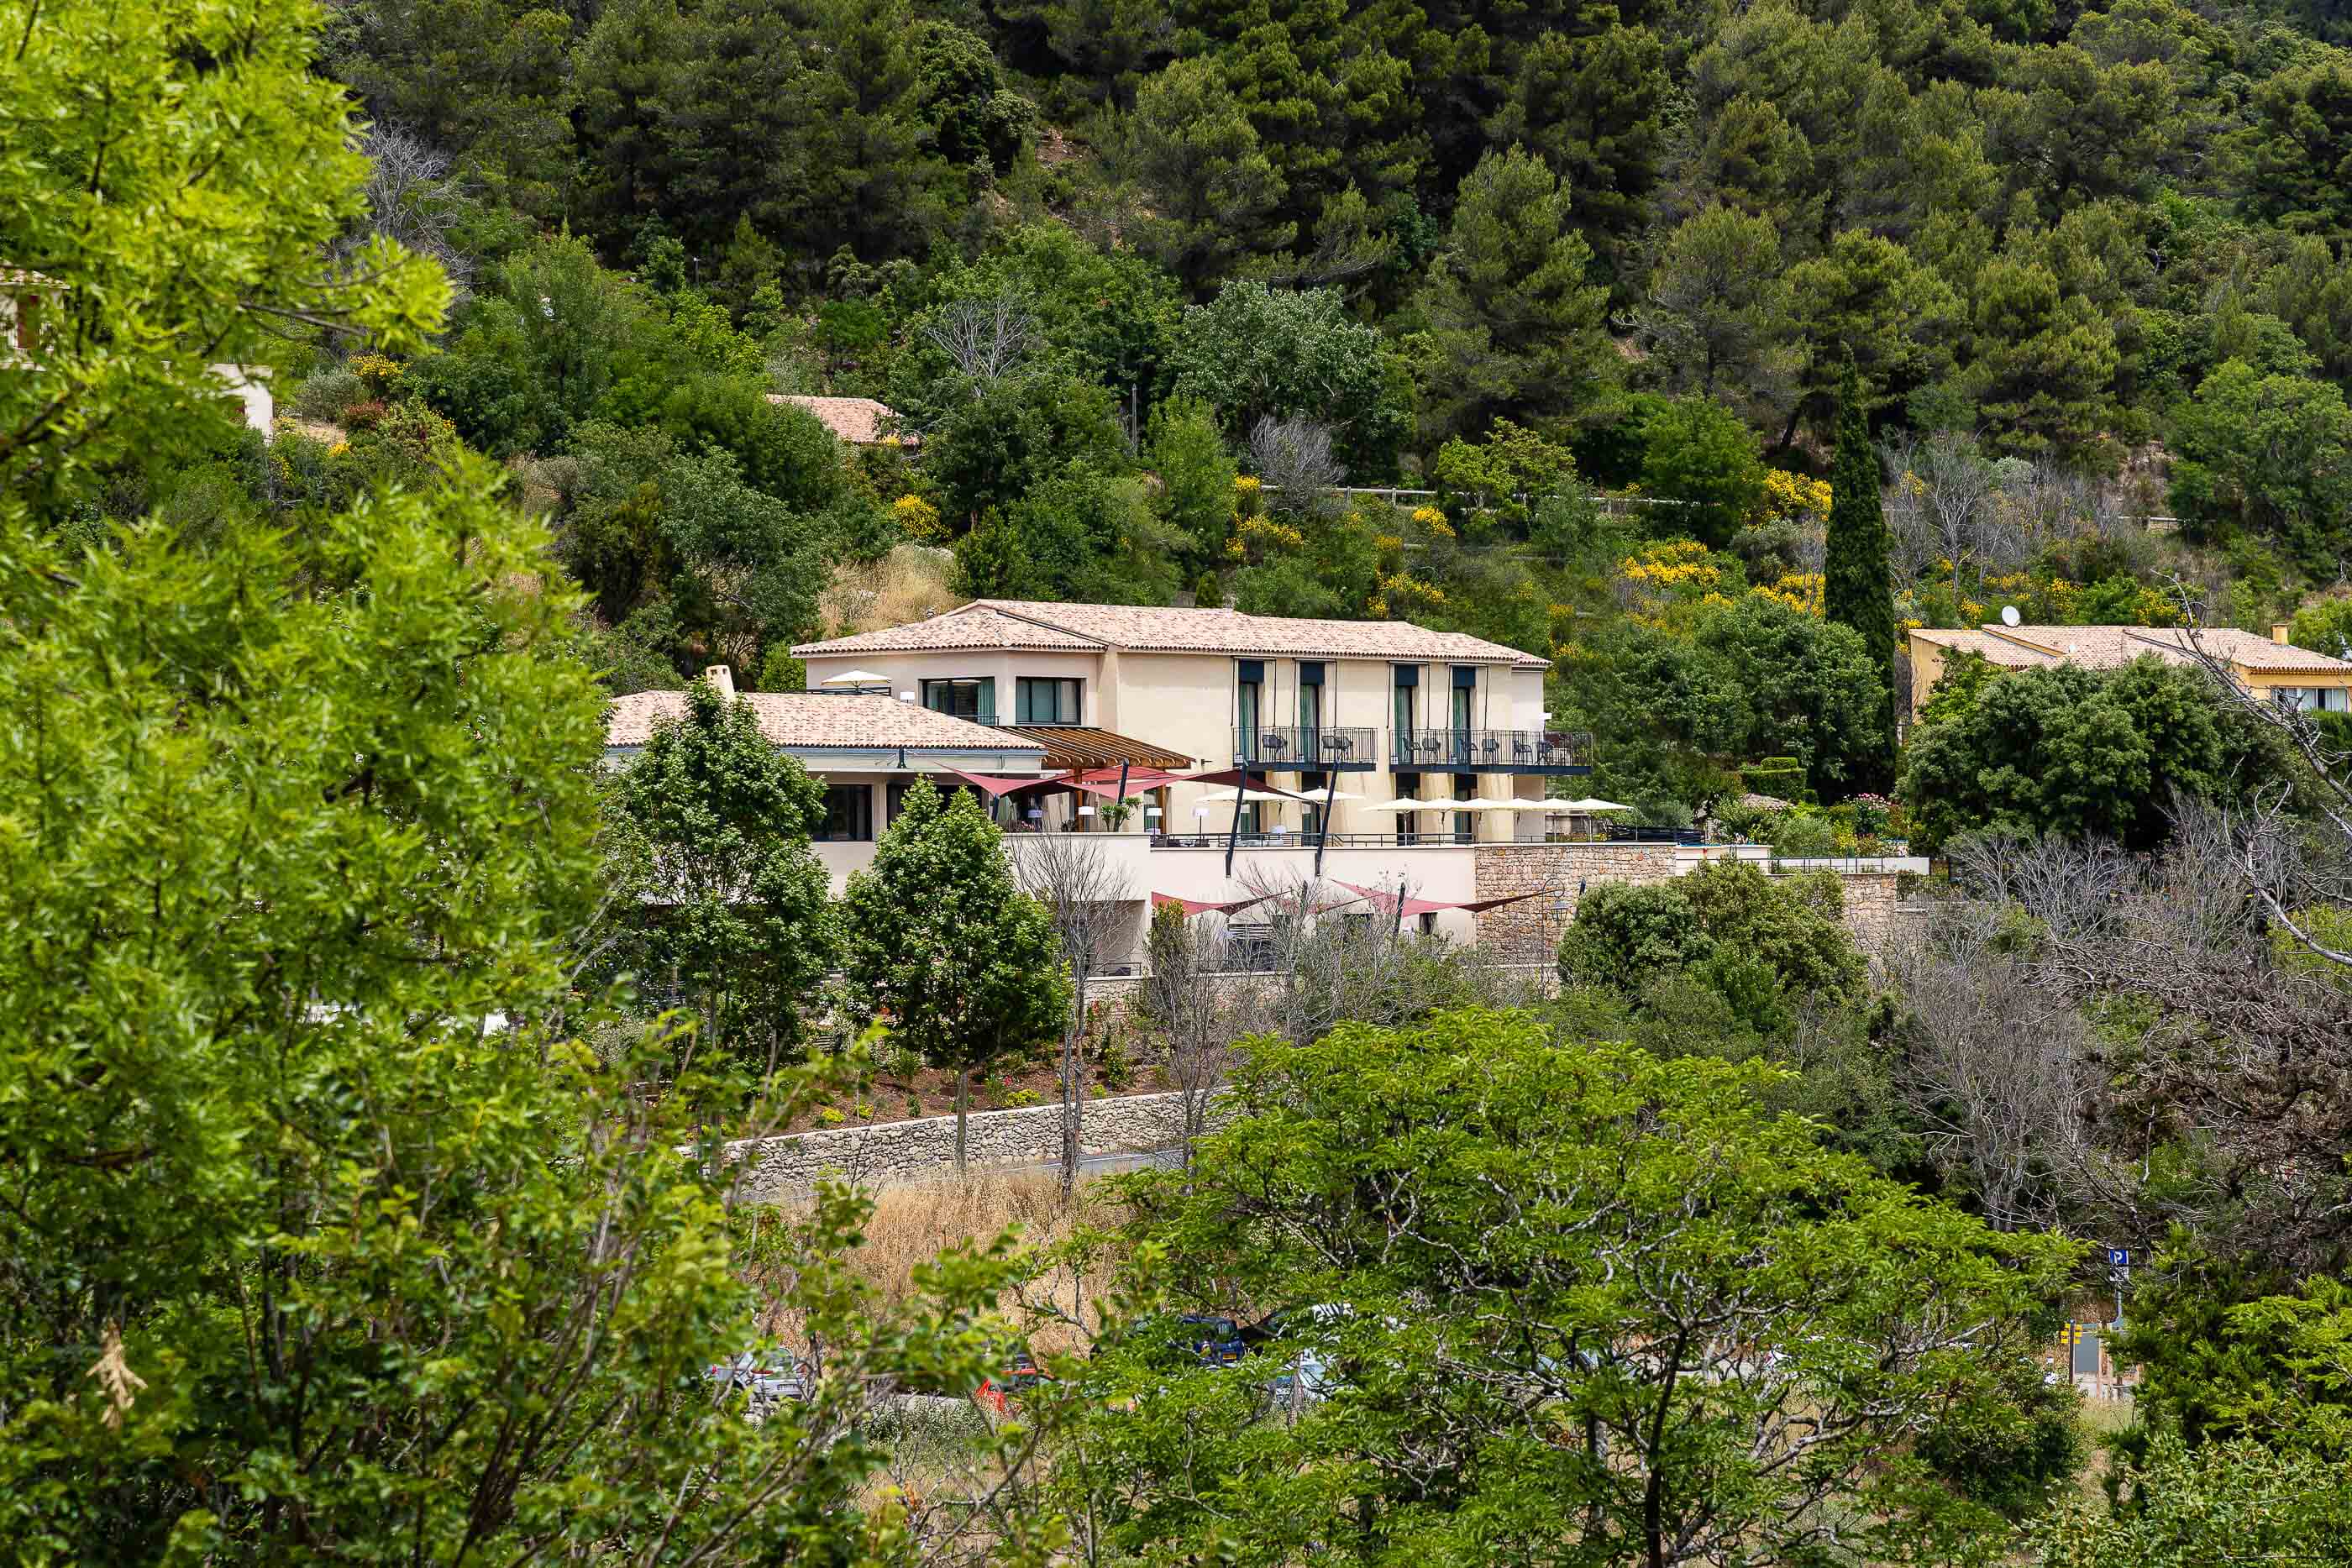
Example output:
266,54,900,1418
2000,605,2021,627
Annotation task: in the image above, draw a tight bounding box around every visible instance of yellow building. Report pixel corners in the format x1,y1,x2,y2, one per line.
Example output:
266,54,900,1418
1908,622,2352,723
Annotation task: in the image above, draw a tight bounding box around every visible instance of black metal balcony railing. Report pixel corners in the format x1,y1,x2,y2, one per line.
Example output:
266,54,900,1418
1232,725,1379,769
1148,830,1483,850
1391,728,1594,772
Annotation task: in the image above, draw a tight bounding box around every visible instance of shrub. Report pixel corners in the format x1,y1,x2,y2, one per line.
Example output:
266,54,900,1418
291,367,363,422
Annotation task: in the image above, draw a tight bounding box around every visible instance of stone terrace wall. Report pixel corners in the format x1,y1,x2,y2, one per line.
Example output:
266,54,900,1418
1836,871,1907,954
1472,842,1919,962
722,1090,1194,1203
1471,841,1681,957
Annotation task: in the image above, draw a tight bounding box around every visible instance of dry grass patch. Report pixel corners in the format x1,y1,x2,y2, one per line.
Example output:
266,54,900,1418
753,1168,1137,1357
816,545,961,638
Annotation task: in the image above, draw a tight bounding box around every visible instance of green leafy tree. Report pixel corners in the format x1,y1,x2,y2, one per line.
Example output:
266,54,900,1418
1411,146,1616,442
606,678,839,1072
2112,1237,2352,1460
921,369,1129,525
1559,881,1714,986
1430,418,1584,534
1483,24,1672,268
910,18,1037,175
1562,859,1863,1030
2291,595,2352,661
554,422,827,680
326,0,577,219
2036,1437,2352,1567
1824,361,1898,793
1165,281,1412,478
0,460,1046,1557
1147,395,1238,569
2169,359,2352,574
1064,1009,2080,1567
0,0,448,509
1698,595,1892,800
842,779,1070,1169
1636,396,1767,549
1899,658,2283,852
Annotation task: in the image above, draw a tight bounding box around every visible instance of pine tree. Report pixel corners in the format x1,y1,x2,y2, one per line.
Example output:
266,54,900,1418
1824,358,1899,794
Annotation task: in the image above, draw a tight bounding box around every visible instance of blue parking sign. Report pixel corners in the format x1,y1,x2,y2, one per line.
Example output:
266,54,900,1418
2108,1248,2130,1269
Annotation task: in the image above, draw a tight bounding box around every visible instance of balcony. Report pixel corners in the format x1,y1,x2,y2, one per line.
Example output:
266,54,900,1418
1148,829,1485,850
1231,725,1379,771
1391,729,1593,774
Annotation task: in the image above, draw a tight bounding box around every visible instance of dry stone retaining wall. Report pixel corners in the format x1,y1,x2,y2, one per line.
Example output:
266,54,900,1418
722,1090,1195,1203
1472,842,1919,963
1471,842,1680,958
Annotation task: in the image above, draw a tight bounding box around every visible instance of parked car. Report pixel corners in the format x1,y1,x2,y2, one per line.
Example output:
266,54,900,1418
706,1350,811,1406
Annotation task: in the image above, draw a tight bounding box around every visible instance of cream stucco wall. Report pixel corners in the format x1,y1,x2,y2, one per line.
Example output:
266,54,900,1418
805,642,1557,845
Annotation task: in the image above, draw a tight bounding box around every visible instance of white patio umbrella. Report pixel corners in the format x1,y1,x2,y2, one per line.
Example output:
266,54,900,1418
1195,787,1303,805
817,668,892,687
1553,796,1633,812
1352,798,1438,813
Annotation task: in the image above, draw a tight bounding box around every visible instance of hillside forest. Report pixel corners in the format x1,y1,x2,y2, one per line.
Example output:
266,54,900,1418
13,0,2352,1560
33,0,2352,824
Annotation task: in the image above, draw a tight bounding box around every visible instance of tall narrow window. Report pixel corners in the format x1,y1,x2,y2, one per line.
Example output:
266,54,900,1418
1237,658,1263,761
1393,663,1420,768
1453,774,1476,842
1450,666,1476,765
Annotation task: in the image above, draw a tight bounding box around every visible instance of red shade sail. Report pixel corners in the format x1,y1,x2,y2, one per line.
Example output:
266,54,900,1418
1150,891,1275,916
934,768,1057,798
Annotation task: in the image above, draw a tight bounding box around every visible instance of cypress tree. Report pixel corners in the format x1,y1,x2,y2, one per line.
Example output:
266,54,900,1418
1824,358,1899,794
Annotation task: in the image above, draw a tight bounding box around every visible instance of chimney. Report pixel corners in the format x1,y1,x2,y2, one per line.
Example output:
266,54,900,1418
704,664,736,699
2272,624,2291,646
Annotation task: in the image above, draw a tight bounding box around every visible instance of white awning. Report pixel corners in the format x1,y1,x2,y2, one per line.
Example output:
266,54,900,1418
817,668,893,687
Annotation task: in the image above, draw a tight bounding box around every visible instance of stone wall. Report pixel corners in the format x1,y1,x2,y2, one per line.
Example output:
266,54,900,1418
1471,841,1680,957
722,1090,1197,1202
1470,842,1919,962
1837,871,1904,953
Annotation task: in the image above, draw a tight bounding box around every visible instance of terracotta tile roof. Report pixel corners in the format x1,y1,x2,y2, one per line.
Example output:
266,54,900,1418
795,603,1105,656
606,691,1050,752
1913,625,2352,677
798,599,1549,667
764,394,911,446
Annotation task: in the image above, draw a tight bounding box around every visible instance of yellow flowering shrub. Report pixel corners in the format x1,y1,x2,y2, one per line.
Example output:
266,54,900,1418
1751,572,1824,616
1378,573,1448,618
348,353,404,397
1619,538,1722,590
1232,475,1263,518
1234,515,1305,564
1751,468,1832,527
1617,540,1730,631
892,494,944,543
1410,505,1456,538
